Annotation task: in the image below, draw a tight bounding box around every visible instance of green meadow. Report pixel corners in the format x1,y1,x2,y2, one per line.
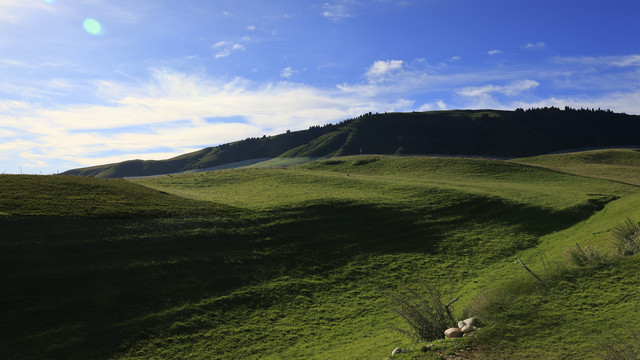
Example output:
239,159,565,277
2,149,639,359
514,148,640,186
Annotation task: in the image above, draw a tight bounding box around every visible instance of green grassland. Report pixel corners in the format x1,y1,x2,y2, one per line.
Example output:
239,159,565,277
514,148,640,186
0,174,232,217
2,150,639,359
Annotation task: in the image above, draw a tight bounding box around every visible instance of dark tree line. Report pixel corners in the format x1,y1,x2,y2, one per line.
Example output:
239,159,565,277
515,106,621,114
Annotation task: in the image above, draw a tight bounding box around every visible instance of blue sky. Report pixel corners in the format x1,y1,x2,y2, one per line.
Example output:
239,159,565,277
0,0,639,174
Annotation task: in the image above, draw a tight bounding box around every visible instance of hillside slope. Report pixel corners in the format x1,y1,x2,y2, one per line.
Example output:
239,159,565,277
63,108,640,178
2,152,640,359
513,148,640,186
0,175,231,217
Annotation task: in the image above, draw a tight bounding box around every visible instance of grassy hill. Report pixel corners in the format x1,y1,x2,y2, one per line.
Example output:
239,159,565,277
62,108,640,178
2,150,640,359
513,148,640,186
0,174,232,218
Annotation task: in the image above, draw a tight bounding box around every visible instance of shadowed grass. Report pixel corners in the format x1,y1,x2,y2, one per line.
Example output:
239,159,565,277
2,153,639,359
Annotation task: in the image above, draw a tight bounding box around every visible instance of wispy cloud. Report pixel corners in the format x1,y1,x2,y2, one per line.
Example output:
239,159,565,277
0,128,17,138
366,60,404,82
457,80,540,97
0,0,56,23
553,54,640,68
0,68,412,170
488,50,502,55
321,0,355,21
281,66,299,79
0,59,35,68
212,41,246,58
336,59,433,97
0,58,73,69
520,92,640,113
417,100,447,111
3,49,639,173
0,77,83,101
338,59,535,98
454,79,541,110
523,41,546,50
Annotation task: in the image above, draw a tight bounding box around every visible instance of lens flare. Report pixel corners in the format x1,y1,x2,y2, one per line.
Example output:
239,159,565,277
83,18,103,35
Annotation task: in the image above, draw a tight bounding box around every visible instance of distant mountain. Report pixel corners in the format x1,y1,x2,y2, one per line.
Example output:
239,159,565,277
63,108,640,178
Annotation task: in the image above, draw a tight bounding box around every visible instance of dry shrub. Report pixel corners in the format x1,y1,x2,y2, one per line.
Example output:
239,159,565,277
567,242,609,267
612,218,640,256
386,281,456,342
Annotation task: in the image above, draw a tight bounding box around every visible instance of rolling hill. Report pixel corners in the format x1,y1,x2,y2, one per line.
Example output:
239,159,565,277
5,150,639,359
63,108,640,178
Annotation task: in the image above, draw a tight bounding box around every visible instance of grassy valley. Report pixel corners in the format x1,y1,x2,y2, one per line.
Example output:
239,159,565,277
2,149,640,359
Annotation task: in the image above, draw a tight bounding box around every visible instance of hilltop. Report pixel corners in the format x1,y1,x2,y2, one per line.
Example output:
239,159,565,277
63,107,640,178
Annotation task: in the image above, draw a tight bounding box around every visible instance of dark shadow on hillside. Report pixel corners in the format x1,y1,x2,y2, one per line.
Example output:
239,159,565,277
434,193,619,237
0,193,617,359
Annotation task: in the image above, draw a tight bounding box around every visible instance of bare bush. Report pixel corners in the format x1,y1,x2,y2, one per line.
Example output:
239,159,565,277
567,242,609,267
612,218,640,256
386,280,456,342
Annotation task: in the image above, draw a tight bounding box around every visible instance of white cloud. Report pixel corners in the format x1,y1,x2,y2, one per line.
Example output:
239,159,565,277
1,68,411,171
523,41,546,50
247,25,256,31
0,128,17,138
321,1,354,21
0,59,34,68
337,59,439,97
510,92,640,115
281,66,299,78
3,49,639,173
366,60,404,82
451,56,461,61
416,100,447,112
416,103,432,112
0,58,73,69
457,80,540,97
453,88,640,115
0,76,83,100
454,80,541,110
214,49,229,58
0,0,55,23
553,54,640,68
212,41,245,58
488,50,502,55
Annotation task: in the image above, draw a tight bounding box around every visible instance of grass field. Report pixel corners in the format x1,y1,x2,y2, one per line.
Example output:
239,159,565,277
513,149,640,186
2,149,639,359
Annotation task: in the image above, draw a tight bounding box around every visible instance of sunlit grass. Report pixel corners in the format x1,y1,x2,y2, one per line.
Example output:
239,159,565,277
514,149,640,186
132,155,634,211
2,151,639,359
